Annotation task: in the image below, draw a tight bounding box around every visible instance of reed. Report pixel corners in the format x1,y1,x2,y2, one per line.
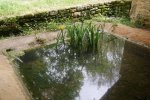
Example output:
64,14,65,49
65,22,104,53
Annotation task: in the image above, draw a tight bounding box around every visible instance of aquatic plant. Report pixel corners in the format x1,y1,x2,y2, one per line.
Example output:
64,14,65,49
56,25,66,50
63,22,104,53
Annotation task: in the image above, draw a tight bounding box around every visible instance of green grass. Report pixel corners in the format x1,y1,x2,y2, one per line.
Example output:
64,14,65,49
91,15,134,27
21,19,72,35
0,0,112,18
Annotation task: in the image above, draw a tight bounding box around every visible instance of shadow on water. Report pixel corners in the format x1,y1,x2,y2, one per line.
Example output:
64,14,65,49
101,41,150,100
15,34,150,100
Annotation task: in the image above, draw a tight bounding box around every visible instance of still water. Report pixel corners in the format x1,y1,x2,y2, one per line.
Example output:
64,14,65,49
16,34,150,100
101,41,150,100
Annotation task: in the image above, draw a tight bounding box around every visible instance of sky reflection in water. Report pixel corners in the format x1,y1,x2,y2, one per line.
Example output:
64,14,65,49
17,34,125,100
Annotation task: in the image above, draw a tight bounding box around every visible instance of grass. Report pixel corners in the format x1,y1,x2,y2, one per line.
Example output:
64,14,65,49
91,15,134,27
21,19,72,35
0,0,115,18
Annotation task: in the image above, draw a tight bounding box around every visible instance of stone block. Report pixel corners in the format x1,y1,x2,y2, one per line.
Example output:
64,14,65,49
73,12,81,17
49,10,58,16
130,0,150,28
70,8,76,13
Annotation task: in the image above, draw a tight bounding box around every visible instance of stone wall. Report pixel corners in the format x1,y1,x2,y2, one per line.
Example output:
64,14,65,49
130,0,150,28
0,0,131,36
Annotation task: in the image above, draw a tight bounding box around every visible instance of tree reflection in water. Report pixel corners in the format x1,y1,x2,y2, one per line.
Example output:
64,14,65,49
17,34,125,100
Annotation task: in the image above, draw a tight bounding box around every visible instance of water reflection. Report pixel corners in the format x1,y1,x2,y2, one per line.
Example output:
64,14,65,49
17,34,124,100
101,41,150,100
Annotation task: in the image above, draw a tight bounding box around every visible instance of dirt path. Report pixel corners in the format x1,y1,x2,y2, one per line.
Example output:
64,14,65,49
0,24,149,100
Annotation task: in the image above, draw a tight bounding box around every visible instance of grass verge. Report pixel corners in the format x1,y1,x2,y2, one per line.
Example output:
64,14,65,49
0,0,116,18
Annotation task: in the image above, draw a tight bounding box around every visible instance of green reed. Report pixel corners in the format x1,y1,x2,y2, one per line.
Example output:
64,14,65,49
65,22,104,53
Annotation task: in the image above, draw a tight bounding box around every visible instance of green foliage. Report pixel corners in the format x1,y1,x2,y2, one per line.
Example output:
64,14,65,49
0,15,133,39
46,21,59,31
56,25,66,47
21,21,66,35
66,22,103,53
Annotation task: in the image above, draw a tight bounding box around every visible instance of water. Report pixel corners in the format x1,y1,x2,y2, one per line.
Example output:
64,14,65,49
101,41,150,100
16,34,150,100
